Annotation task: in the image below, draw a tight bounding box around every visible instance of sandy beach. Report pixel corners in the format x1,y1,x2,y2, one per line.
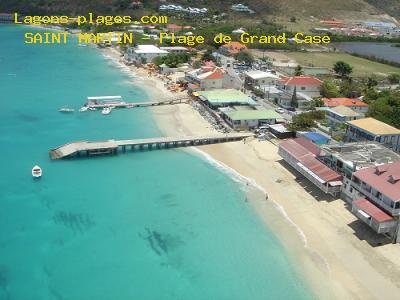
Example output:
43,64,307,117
103,47,400,300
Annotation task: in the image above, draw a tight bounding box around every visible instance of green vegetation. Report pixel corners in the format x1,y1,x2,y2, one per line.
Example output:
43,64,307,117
234,51,254,65
320,80,341,98
388,73,400,84
333,61,353,78
287,110,325,131
153,52,191,67
285,52,400,78
294,65,303,76
365,90,400,128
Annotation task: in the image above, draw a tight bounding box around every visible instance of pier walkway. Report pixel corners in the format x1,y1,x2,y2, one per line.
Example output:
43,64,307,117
86,95,188,109
50,133,253,159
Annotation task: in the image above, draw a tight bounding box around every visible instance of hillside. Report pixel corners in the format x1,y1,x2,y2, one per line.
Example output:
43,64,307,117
0,0,399,19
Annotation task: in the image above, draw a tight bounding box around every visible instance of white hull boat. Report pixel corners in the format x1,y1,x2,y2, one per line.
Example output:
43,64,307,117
102,107,112,115
79,106,88,112
59,107,75,113
32,165,42,178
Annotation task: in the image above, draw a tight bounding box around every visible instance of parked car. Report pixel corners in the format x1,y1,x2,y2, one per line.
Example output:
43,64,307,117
275,108,285,114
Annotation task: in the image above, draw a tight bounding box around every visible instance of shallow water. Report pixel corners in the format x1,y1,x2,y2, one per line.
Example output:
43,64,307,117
0,25,312,299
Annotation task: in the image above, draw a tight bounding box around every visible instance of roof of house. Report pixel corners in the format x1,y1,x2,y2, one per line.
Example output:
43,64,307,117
198,89,256,106
244,70,279,80
329,105,361,117
353,161,400,202
189,66,226,80
347,118,400,136
353,198,393,222
302,132,330,144
320,142,400,170
221,42,247,54
225,109,282,121
279,76,322,86
134,45,169,54
322,97,368,108
279,138,341,183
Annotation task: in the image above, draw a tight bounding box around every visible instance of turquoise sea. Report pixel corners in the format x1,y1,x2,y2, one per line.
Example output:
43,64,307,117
0,25,312,300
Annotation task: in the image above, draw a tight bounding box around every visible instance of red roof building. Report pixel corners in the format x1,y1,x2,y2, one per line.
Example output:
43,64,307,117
353,161,400,205
322,97,368,114
279,76,322,86
350,161,400,238
279,138,342,196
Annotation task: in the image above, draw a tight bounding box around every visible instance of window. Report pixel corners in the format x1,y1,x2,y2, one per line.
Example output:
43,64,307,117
301,86,306,90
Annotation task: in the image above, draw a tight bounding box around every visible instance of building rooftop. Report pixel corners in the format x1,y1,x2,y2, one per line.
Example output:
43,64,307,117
322,97,368,108
133,45,169,54
279,76,322,86
321,142,400,170
221,42,247,54
225,109,282,121
302,132,330,144
347,118,400,136
353,198,394,222
329,105,361,117
198,89,256,106
244,70,279,80
353,161,400,202
279,138,341,183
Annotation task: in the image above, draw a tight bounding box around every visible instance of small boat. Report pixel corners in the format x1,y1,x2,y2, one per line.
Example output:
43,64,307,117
32,165,42,178
59,107,75,113
88,107,97,111
78,43,87,47
102,107,112,115
79,106,88,112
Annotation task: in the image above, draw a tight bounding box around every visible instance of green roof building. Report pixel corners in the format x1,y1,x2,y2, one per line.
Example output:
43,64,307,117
197,89,256,107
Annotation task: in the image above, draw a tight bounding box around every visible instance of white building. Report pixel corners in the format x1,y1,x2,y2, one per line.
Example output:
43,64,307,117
244,70,279,87
126,45,168,64
185,66,226,90
277,76,322,98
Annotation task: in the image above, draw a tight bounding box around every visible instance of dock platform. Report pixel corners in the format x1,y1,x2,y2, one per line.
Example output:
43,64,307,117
85,95,188,109
50,133,253,160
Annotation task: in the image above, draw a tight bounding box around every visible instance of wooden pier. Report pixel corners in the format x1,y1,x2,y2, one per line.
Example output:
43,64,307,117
86,95,188,109
49,133,253,160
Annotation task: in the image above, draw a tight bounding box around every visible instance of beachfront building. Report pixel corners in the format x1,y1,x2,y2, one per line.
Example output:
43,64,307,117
185,66,226,90
220,108,283,130
277,76,322,98
196,89,256,108
319,142,400,202
268,124,295,139
126,45,168,64
244,70,279,88
349,161,400,242
219,42,247,56
345,118,400,153
324,105,362,128
278,137,342,196
322,97,368,115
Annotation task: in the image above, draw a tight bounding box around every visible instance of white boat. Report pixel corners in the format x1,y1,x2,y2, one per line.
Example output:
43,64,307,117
32,165,42,178
88,107,97,111
79,106,88,112
78,43,87,47
102,107,112,115
59,107,75,113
